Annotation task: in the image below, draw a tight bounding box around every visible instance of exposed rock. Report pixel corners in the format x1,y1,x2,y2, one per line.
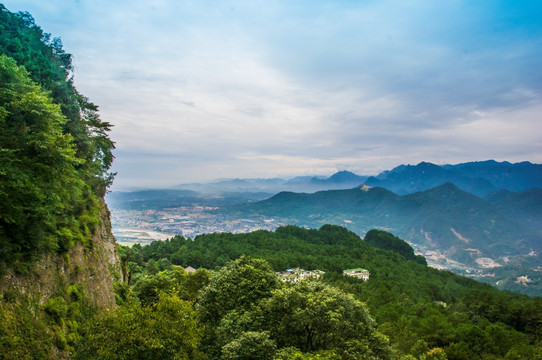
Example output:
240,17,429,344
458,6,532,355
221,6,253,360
0,201,119,310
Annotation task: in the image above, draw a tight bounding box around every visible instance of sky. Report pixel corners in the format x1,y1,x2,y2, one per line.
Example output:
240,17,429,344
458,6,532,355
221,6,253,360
3,0,542,190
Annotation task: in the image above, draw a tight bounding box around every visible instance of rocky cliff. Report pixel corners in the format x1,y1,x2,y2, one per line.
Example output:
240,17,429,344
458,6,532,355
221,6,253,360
0,201,119,310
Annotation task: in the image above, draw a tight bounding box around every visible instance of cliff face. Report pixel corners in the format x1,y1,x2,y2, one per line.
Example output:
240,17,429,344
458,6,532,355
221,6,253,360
0,202,119,310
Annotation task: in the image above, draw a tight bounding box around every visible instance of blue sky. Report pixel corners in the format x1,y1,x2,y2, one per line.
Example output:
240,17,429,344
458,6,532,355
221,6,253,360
3,0,542,189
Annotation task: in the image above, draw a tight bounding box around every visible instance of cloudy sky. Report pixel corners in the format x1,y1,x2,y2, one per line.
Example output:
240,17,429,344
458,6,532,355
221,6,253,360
4,0,542,189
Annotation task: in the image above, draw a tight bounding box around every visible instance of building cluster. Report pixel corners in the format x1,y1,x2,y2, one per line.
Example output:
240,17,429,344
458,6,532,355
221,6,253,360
111,206,283,244
276,268,325,283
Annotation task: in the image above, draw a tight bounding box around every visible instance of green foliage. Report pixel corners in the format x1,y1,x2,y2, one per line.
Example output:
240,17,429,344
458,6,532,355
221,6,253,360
0,5,115,272
132,267,210,307
193,256,391,359
67,283,83,302
128,225,542,359
112,280,132,305
197,255,281,326
221,331,276,360
0,282,94,358
133,269,178,307
43,296,68,325
73,294,203,360
0,294,55,359
364,229,427,265
254,280,392,358
0,54,97,270
0,5,115,195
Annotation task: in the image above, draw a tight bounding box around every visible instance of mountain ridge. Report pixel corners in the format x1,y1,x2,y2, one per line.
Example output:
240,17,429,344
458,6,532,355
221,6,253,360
231,182,541,263
155,160,542,196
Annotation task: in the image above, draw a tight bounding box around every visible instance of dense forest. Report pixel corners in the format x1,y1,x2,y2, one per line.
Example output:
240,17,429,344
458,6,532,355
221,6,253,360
112,225,542,359
0,4,115,273
0,5,115,359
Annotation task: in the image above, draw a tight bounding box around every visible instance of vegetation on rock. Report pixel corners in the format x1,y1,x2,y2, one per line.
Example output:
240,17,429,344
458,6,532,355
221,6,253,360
0,5,115,272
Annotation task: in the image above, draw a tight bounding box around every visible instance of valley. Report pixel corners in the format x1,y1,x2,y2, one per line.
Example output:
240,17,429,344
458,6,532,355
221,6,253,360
110,206,284,245
108,197,540,296
107,160,542,296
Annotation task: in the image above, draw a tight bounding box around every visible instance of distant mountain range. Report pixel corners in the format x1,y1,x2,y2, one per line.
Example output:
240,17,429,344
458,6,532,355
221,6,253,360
172,171,369,194
166,160,541,196
365,162,496,196
107,159,542,295
365,160,542,196
230,183,541,264
110,160,542,254
443,160,542,192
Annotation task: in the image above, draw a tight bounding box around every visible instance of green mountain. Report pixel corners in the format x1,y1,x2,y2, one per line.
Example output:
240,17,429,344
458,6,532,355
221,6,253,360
115,225,542,359
227,183,542,295
402,183,540,255
486,188,542,235
229,183,541,267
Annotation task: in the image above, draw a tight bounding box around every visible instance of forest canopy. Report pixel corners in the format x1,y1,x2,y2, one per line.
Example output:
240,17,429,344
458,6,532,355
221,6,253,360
0,5,115,272
116,225,542,359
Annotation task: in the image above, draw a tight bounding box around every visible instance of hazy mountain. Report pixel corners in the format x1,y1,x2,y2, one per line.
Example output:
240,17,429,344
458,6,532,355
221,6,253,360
231,183,541,264
485,188,542,235
444,160,542,192
364,161,496,196
311,170,367,186
173,171,368,194
134,160,541,197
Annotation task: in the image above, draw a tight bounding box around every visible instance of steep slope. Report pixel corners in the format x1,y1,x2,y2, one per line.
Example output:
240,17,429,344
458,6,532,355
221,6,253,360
0,203,119,309
0,7,118,358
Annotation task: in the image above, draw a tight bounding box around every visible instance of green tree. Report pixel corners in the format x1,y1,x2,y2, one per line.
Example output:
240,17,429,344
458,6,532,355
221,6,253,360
73,294,203,360
221,331,276,360
0,5,115,195
0,55,93,271
364,229,427,265
257,280,392,359
197,255,281,326
133,270,177,307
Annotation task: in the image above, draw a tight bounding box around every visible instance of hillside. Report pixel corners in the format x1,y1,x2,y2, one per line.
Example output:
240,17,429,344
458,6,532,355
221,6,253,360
233,183,541,259
0,6,118,358
225,183,542,295
115,225,542,359
486,188,542,235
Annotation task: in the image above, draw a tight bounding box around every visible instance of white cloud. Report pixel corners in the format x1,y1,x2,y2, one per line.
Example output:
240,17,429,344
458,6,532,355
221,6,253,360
3,0,542,189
